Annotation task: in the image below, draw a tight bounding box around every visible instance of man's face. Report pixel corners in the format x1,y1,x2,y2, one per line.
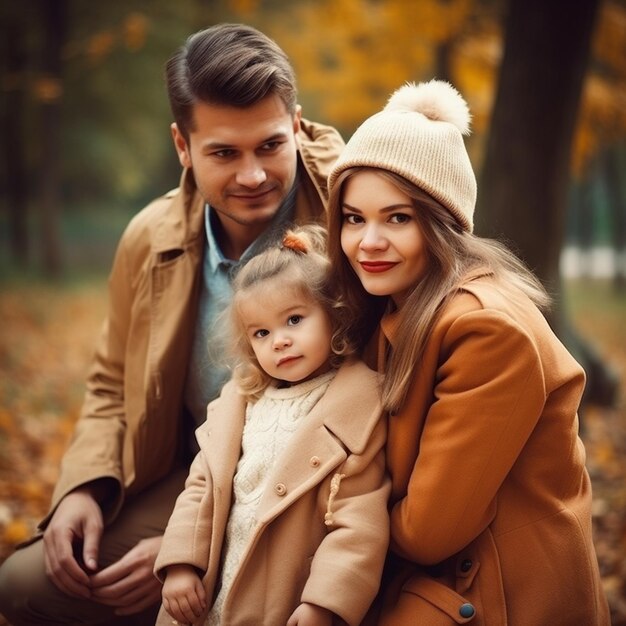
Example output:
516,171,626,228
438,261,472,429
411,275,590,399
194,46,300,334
172,94,301,255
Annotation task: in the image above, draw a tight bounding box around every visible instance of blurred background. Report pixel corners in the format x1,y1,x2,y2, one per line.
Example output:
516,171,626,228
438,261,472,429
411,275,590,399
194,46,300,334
0,0,625,622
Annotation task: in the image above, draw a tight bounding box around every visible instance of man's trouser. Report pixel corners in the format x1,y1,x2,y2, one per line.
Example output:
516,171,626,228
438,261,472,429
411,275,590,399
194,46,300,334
0,467,187,626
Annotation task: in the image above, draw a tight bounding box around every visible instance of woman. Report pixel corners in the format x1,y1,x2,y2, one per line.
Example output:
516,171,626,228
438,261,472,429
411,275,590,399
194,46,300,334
326,80,609,625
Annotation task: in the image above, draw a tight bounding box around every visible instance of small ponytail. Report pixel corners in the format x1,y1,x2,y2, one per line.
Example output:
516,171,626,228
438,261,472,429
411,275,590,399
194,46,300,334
282,232,309,253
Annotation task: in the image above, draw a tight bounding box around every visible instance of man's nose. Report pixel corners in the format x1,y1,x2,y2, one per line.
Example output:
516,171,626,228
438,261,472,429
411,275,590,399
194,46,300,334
236,156,267,188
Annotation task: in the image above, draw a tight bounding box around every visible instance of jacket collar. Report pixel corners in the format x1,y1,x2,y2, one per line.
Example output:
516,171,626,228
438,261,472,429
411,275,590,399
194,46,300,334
200,359,381,464
153,168,205,254
295,117,344,205
313,359,382,454
380,266,494,347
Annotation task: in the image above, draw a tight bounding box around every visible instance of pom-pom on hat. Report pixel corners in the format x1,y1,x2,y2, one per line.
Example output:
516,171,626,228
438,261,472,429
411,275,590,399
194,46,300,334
328,80,477,232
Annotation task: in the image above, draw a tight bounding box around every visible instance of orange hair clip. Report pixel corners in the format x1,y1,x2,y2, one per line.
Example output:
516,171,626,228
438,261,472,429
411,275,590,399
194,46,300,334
282,233,308,253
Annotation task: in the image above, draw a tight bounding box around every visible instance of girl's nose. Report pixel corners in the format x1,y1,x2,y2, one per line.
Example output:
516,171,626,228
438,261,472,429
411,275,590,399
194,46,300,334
272,334,292,351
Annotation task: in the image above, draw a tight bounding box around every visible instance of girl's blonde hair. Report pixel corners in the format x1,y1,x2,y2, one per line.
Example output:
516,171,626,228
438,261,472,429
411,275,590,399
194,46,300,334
327,167,551,413
230,223,354,400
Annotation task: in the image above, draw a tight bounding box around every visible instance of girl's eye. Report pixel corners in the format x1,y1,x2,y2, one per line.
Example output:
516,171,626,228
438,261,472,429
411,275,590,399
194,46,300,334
343,213,363,225
253,329,269,338
390,213,411,224
287,315,302,326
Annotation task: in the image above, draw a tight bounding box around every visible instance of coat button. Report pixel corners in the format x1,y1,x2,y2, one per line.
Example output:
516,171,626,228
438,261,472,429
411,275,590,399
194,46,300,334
460,558,472,572
274,483,287,496
459,603,475,618
310,456,321,467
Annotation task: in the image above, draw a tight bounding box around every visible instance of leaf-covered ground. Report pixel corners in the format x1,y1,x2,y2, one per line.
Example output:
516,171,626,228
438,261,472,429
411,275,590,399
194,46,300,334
0,278,624,624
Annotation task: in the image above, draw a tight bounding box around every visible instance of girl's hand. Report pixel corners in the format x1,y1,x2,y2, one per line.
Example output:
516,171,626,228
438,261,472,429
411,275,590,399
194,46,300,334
162,564,207,624
287,602,333,626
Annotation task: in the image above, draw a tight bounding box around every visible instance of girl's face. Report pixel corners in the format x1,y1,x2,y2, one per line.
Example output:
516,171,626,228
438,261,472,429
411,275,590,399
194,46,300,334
239,283,333,384
340,170,428,306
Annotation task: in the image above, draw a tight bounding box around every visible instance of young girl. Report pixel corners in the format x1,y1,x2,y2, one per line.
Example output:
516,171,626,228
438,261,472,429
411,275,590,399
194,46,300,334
326,81,610,625
154,225,390,626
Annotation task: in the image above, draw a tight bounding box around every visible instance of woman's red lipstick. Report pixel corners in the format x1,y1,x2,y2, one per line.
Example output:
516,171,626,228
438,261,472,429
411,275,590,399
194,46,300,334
359,261,398,273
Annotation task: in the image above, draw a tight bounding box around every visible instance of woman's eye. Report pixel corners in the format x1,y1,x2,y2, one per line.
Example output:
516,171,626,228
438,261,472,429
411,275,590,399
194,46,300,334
343,214,363,225
288,315,302,326
390,213,411,224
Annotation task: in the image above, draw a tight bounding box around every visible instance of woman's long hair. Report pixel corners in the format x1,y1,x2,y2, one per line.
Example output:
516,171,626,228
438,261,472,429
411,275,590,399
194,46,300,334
327,167,550,413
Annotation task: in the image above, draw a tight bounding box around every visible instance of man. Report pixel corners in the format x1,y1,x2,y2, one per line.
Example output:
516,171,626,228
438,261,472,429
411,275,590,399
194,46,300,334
0,23,344,625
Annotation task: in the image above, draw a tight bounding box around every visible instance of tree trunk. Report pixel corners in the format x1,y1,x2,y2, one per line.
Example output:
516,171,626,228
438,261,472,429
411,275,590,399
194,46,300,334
38,0,66,277
2,14,29,266
478,0,619,409
434,39,453,84
478,0,600,300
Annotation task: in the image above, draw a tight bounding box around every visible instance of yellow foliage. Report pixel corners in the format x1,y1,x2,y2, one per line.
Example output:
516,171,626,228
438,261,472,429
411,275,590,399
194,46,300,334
227,0,623,177
234,0,504,152
32,76,63,103
594,1,626,77
86,31,115,63
228,0,261,16
0,409,16,436
123,12,149,52
2,519,31,546
261,0,481,133
573,73,626,175
20,480,48,503
571,0,626,176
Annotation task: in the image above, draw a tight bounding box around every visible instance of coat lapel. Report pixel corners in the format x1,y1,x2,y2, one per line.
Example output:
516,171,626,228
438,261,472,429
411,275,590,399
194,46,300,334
196,361,382,528
256,360,383,524
200,381,247,493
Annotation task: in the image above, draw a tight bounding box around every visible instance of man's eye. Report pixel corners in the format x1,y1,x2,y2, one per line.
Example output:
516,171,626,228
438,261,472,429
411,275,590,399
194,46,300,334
288,315,302,325
261,141,281,151
213,149,235,158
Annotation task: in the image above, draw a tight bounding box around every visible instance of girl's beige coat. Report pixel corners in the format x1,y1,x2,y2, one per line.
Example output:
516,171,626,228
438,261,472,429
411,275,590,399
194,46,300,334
373,274,609,625
155,360,390,626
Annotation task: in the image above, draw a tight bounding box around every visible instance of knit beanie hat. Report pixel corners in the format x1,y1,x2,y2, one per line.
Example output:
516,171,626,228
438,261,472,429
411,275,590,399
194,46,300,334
328,80,477,232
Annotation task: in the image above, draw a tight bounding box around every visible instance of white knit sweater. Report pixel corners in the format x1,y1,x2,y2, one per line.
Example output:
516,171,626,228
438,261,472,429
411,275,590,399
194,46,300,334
207,370,337,624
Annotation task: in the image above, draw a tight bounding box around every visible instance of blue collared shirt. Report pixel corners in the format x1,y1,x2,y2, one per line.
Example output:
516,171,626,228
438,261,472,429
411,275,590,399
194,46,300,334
184,185,298,450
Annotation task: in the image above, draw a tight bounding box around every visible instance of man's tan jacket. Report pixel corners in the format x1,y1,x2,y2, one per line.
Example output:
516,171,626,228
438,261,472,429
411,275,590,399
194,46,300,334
40,118,344,529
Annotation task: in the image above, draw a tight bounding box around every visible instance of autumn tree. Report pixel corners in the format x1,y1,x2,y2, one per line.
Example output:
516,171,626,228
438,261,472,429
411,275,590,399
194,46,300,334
478,0,619,407
37,0,66,277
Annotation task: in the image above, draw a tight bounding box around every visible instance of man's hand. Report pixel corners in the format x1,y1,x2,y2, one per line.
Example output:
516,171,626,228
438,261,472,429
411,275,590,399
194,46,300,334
287,603,333,626
89,535,163,616
43,487,104,599
161,563,207,624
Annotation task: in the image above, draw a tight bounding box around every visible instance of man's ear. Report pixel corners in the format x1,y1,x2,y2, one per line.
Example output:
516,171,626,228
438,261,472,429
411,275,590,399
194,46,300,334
171,123,192,169
292,104,302,135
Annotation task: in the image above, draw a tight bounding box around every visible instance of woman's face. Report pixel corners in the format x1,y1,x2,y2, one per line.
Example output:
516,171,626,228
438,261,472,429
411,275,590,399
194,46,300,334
340,170,428,306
